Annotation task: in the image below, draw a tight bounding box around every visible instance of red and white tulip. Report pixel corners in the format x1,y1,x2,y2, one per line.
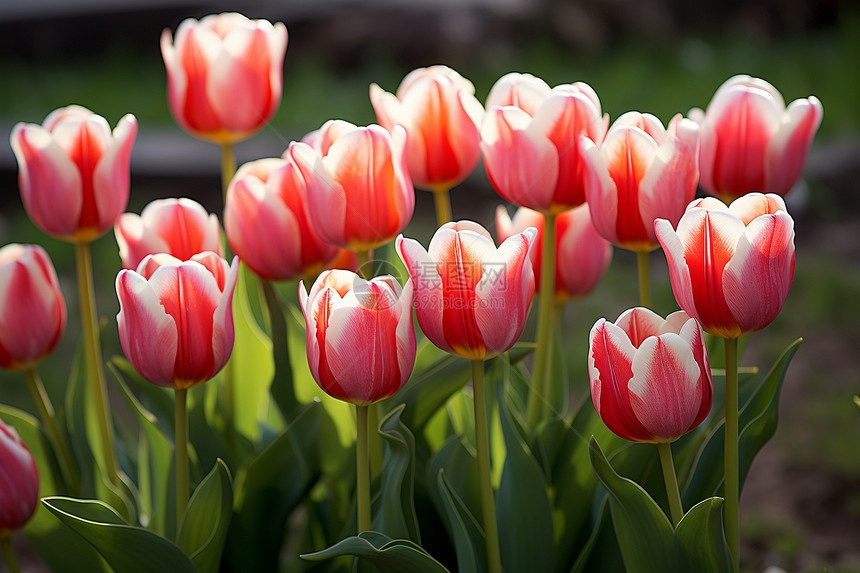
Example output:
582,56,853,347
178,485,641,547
0,419,39,533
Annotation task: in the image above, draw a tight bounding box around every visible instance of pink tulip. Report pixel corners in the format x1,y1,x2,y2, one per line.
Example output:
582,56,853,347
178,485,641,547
225,157,338,281
0,244,66,371
116,252,238,389
161,12,288,144
396,221,536,360
299,270,415,405
589,307,713,443
0,418,39,532
655,193,795,339
290,121,414,252
10,106,137,242
482,81,608,213
484,72,552,117
496,204,611,302
691,75,823,201
115,198,223,271
370,65,484,191
580,112,700,252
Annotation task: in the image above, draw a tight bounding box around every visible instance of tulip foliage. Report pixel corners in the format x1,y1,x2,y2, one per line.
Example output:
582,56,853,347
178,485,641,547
0,11,821,573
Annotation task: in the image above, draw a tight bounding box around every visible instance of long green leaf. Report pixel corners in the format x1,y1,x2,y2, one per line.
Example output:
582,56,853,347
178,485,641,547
436,469,483,573
301,531,450,573
177,459,233,573
675,497,732,573
43,497,197,573
374,405,420,542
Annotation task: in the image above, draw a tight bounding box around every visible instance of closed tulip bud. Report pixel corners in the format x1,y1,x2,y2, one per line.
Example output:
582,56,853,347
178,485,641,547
0,419,39,535
496,204,611,302
299,270,415,405
482,81,608,213
225,157,338,281
115,198,223,270
396,221,536,360
691,75,823,201
0,244,66,371
161,12,288,144
290,121,414,252
371,65,484,191
580,112,700,252
10,106,137,242
655,193,795,339
589,308,713,443
116,253,238,389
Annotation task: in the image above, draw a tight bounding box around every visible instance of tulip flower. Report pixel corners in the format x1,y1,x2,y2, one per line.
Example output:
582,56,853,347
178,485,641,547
161,12,288,145
691,74,823,201
370,65,483,224
481,81,608,213
654,193,795,340
497,204,612,303
580,112,700,253
396,221,536,361
290,121,414,253
0,418,39,535
0,244,66,371
115,198,223,271
484,72,552,117
589,307,713,526
10,105,137,242
225,157,338,282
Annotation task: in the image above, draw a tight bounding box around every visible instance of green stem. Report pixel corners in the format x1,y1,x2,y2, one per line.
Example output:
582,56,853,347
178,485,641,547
355,250,371,280
657,442,684,527
431,186,453,227
1,537,19,573
724,336,740,572
367,403,382,480
472,360,502,573
220,142,237,445
175,388,189,533
75,240,119,486
637,250,652,309
526,211,557,430
220,142,236,203
355,404,371,533
24,369,79,494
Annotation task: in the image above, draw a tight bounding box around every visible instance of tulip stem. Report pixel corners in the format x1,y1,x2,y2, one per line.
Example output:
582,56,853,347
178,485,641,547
220,142,236,204
636,250,652,309
657,442,684,527
75,240,119,487
220,142,238,448
175,388,189,533
431,186,452,226
526,211,557,430
355,403,371,533
1,537,19,573
24,369,79,494
724,336,740,572
472,359,502,573
356,249,371,280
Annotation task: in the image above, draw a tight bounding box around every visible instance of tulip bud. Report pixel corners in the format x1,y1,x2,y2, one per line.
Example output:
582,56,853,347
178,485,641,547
0,418,39,534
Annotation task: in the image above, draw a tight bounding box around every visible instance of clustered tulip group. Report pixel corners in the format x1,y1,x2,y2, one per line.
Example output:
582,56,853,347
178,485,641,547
0,9,823,573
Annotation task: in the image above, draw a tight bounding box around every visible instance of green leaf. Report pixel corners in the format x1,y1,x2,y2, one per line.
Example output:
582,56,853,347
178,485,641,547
436,469,483,573
177,459,233,573
588,437,676,573
42,497,197,573
675,497,732,573
683,338,802,506
373,405,420,542
302,531,450,573
393,354,472,431
426,435,481,527
261,280,301,422
65,347,96,494
495,381,554,572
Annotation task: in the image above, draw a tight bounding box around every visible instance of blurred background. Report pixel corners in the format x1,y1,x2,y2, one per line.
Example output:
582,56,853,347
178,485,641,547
0,0,858,571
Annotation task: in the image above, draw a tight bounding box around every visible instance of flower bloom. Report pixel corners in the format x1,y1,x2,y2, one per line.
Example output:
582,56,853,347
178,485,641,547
115,198,223,270
481,81,608,213
225,157,338,281
10,106,137,242
396,221,536,360
0,244,66,371
588,308,713,443
116,252,238,389
496,204,611,302
655,193,795,339
580,112,700,252
161,12,288,144
289,121,414,252
484,72,552,117
299,270,415,405
0,418,39,534
370,65,484,191
691,74,823,201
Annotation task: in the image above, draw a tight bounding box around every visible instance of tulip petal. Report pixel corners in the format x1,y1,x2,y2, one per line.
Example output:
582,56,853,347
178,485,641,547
765,96,823,195
93,114,137,233
290,141,348,247
614,307,666,348
396,235,452,355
